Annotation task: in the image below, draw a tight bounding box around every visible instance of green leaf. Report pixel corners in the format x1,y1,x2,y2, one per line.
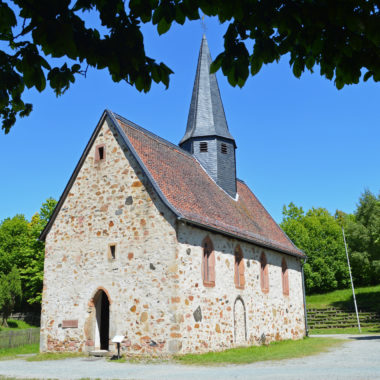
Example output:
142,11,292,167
157,18,171,35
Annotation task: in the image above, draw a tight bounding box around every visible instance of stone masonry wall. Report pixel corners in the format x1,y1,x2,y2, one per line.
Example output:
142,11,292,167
175,223,306,353
41,117,179,355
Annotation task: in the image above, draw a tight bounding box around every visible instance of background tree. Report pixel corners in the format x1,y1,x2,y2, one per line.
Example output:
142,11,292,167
281,202,350,293
1,0,379,132
0,266,22,326
345,190,380,286
0,197,57,309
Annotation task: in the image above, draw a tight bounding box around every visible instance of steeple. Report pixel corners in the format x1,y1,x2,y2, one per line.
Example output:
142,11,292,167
180,35,237,198
180,35,235,145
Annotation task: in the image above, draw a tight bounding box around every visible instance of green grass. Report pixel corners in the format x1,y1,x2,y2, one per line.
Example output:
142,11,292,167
26,352,86,361
0,320,37,332
306,284,380,313
0,343,39,360
175,337,343,365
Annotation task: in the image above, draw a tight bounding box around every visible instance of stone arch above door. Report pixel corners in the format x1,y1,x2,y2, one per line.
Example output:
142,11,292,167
84,287,111,350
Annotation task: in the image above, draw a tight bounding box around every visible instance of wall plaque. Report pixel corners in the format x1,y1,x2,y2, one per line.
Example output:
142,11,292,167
62,319,78,328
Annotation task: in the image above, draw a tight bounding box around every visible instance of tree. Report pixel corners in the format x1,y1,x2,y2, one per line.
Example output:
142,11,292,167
1,0,379,132
0,197,57,307
344,189,380,286
0,266,22,326
281,203,350,293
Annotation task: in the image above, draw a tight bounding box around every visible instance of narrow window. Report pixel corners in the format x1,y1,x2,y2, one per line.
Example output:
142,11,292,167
95,144,106,162
260,252,269,293
221,143,227,154
234,245,245,289
108,244,116,260
282,258,289,296
202,237,215,287
200,142,208,152
98,146,104,160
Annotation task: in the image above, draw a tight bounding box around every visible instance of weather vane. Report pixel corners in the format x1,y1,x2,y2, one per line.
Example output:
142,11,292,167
201,15,207,34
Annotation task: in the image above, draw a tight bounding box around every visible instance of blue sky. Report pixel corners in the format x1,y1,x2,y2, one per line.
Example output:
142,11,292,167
1,17,379,223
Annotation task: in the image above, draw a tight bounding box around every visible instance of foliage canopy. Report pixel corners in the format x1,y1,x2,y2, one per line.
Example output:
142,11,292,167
1,0,379,132
281,189,380,294
0,198,56,308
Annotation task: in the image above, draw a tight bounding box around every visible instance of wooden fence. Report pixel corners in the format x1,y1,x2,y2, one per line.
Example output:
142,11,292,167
0,328,40,349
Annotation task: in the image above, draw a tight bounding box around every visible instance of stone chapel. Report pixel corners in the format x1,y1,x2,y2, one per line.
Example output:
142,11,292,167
40,36,307,355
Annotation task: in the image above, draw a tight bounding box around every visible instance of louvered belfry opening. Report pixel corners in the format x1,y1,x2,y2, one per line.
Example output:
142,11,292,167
179,35,237,198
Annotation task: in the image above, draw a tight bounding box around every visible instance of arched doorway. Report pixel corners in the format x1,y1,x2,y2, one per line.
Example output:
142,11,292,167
234,296,247,345
93,289,110,350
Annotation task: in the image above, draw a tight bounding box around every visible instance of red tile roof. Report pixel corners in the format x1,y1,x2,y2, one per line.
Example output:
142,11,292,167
115,114,303,257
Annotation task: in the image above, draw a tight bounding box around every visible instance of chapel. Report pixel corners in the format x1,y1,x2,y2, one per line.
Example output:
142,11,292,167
40,36,307,355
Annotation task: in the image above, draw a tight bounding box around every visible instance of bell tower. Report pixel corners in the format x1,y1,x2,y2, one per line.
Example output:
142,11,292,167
179,35,237,198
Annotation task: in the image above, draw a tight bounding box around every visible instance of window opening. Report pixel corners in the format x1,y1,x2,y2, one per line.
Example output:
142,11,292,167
260,252,269,293
200,142,208,152
98,146,104,160
282,258,289,296
95,144,106,162
234,246,245,289
109,244,116,260
202,237,215,287
221,143,227,154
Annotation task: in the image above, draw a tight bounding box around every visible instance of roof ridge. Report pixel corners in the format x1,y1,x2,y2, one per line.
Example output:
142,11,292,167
113,112,195,159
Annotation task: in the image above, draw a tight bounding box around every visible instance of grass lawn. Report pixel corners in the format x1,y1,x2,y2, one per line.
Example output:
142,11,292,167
0,343,39,360
306,284,380,313
0,320,37,332
175,337,343,365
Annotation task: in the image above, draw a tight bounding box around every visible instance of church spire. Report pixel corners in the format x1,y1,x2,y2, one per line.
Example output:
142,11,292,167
180,35,237,198
179,35,235,146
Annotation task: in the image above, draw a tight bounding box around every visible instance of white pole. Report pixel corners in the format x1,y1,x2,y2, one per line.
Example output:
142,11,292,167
342,227,361,333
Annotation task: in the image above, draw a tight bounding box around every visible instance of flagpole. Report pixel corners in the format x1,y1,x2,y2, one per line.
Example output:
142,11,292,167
342,227,361,333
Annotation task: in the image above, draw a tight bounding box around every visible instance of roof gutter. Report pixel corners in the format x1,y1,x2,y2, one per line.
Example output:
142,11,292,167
178,217,305,259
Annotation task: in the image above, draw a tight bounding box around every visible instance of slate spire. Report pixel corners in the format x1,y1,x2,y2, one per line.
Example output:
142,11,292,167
179,35,235,145
180,35,237,198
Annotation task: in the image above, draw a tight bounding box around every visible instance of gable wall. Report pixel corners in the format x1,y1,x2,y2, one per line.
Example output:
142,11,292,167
175,223,305,353
40,117,179,354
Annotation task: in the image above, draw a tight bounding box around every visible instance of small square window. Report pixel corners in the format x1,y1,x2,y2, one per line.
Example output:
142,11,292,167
200,142,208,152
108,244,116,260
221,143,227,154
95,145,106,162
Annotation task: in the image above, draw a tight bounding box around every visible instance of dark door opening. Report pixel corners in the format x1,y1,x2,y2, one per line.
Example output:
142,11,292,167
100,291,109,350
95,290,110,350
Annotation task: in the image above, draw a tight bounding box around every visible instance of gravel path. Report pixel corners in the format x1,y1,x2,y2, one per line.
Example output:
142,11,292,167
0,335,379,380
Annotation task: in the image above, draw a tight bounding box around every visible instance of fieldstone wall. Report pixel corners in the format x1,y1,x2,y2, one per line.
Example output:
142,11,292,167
41,115,305,357
175,223,306,353
41,117,179,355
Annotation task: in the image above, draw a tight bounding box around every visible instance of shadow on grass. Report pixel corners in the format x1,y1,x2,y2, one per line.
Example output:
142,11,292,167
332,290,380,313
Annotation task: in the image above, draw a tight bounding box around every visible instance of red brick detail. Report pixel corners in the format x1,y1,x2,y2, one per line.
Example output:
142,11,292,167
202,236,215,287
260,252,269,293
90,286,112,305
171,297,180,303
62,319,78,328
234,245,245,289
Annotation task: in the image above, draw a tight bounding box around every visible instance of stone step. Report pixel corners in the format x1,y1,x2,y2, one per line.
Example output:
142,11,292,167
88,350,111,357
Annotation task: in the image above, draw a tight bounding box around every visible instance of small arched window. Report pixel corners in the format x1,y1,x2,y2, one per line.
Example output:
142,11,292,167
282,258,289,296
260,252,269,293
202,237,215,287
234,245,245,289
